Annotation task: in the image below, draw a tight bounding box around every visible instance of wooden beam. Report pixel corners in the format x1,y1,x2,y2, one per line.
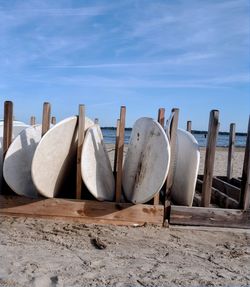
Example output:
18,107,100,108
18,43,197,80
3,101,13,159
30,116,36,125
115,106,126,203
154,108,165,205
41,102,51,137
201,110,219,207
239,116,250,210
213,177,240,201
196,179,239,209
0,195,164,226
227,123,235,180
51,116,56,125
187,121,192,132
113,119,120,176
76,105,85,200
170,205,250,229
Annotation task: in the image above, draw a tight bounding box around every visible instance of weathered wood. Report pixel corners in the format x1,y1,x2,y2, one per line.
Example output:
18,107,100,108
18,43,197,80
154,108,165,205
227,123,235,179
213,177,240,201
0,195,164,226
230,177,242,188
41,102,51,137
201,110,219,207
239,116,250,210
3,101,13,158
196,179,239,209
170,205,250,229
113,119,120,176
76,105,85,200
187,121,192,132
51,116,56,125
30,116,36,125
115,107,126,203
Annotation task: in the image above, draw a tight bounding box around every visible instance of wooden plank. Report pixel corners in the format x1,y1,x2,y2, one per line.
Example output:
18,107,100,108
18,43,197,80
51,116,56,125
187,121,192,132
76,105,85,200
201,110,219,207
115,107,126,203
196,179,239,209
30,116,36,125
230,177,242,188
3,101,13,158
41,102,51,137
0,195,164,226
113,119,120,176
154,108,165,205
227,123,235,179
170,205,250,229
213,177,240,201
239,116,250,210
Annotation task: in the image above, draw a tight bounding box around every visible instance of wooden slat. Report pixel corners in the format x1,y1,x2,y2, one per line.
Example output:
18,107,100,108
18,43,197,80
30,116,36,125
76,105,85,200
196,179,239,209
113,119,120,176
154,108,165,205
227,123,235,179
41,102,51,137
230,177,242,188
51,116,56,125
201,110,219,207
213,177,240,201
115,107,126,202
170,205,250,229
0,196,164,226
3,101,13,158
239,116,250,210
186,121,192,132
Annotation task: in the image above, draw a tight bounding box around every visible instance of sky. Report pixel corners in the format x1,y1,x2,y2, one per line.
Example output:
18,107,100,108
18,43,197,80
0,0,249,131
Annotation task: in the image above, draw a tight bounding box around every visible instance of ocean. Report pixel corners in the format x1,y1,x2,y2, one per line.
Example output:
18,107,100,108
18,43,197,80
101,128,247,147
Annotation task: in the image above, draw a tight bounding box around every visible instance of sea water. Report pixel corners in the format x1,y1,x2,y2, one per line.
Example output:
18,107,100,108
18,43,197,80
101,128,247,147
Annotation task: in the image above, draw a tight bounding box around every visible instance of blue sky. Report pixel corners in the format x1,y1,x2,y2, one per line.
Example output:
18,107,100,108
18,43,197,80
0,0,249,131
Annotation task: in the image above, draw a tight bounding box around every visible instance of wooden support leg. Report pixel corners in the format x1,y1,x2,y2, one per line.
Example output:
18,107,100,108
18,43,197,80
201,110,219,207
41,102,51,137
113,119,120,177
76,105,85,200
187,121,192,132
227,123,235,180
154,108,165,205
51,116,56,125
239,116,250,210
30,116,36,125
115,106,126,203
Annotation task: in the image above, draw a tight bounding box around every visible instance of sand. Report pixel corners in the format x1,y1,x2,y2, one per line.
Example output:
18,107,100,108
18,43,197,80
0,145,248,287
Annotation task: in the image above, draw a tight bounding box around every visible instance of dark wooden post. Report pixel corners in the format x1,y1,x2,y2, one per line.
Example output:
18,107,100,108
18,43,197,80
201,110,219,207
3,101,13,159
164,108,179,224
239,116,250,210
227,123,235,180
115,106,126,203
30,116,36,125
41,102,51,137
51,116,56,125
187,121,192,133
113,119,120,177
154,108,165,205
76,105,85,200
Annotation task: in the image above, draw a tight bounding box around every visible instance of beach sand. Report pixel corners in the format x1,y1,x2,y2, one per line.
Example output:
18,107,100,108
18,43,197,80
0,145,248,287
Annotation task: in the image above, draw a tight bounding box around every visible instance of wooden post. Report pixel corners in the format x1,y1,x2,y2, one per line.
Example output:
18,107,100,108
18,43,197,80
115,106,126,203
227,123,235,180
201,110,219,207
113,119,120,177
187,121,192,132
76,105,85,200
154,108,165,205
51,116,56,125
3,101,13,159
239,116,250,210
30,116,36,125
41,102,51,137
94,118,99,125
